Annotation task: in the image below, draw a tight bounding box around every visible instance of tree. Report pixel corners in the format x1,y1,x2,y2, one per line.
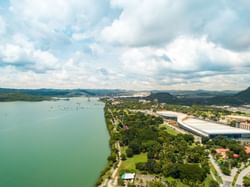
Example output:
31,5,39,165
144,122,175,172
108,153,117,162
244,176,250,187
209,180,219,187
145,160,162,174
126,148,134,157
136,162,146,171
128,184,136,187
121,153,126,160
128,140,141,154
178,164,207,181
148,180,165,187
221,166,230,176
182,134,194,143
167,164,207,182
229,120,237,127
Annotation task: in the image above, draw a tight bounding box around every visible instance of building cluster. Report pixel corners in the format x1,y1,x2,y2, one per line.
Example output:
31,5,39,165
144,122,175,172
215,146,250,160
239,122,250,131
158,111,250,142
215,148,240,159
225,115,250,131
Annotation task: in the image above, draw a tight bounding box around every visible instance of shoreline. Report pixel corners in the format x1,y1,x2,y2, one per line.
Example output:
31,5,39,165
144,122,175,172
95,99,119,186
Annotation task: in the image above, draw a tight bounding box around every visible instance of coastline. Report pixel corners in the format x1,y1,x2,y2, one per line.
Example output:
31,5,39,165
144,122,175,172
95,99,118,186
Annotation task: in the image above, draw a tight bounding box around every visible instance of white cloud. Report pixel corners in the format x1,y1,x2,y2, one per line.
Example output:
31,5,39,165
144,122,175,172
122,36,250,74
102,0,250,50
0,16,6,35
9,0,110,38
0,0,249,90
120,36,250,89
0,35,60,72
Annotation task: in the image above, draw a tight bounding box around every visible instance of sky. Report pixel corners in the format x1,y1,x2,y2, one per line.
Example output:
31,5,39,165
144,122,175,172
0,0,250,90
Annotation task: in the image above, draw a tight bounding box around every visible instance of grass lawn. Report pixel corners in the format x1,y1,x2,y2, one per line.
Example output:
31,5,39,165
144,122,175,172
203,174,214,187
120,153,147,172
121,146,128,155
160,123,179,136
165,177,189,187
209,161,223,184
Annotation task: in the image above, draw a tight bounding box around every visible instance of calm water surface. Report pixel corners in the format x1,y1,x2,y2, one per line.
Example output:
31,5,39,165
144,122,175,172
0,97,109,187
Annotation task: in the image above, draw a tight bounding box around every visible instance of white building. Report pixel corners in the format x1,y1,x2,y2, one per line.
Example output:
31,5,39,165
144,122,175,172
158,111,250,139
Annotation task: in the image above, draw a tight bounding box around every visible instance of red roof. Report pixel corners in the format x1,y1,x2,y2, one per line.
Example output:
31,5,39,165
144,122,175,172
215,148,229,159
233,154,240,158
215,148,229,154
245,146,250,154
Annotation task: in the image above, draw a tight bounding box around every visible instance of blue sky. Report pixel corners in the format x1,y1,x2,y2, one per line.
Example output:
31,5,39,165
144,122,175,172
0,0,249,90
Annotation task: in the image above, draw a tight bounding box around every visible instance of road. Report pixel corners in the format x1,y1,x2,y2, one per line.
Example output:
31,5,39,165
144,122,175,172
209,154,239,187
235,165,250,187
99,109,122,187
106,142,122,187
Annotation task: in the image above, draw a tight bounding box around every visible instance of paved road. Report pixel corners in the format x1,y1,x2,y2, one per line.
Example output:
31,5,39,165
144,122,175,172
235,165,250,187
209,155,238,187
99,109,122,187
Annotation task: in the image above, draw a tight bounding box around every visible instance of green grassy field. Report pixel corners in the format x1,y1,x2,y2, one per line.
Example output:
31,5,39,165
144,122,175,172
121,146,128,155
209,161,222,184
165,177,189,187
120,153,147,172
204,174,214,187
160,123,179,136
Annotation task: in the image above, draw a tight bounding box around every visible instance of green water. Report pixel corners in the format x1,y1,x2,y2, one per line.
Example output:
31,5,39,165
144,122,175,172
0,97,109,187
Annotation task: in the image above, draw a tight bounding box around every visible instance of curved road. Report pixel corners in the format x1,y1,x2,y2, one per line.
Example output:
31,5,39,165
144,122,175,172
235,165,250,187
209,154,239,187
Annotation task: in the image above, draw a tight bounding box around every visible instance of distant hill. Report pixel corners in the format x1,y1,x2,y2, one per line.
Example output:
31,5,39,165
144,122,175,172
208,87,250,105
1,87,249,104
0,93,51,102
235,87,250,102
165,90,237,97
0,88,94,97
0,88,136,101
146,92,178,103
145,87,250,106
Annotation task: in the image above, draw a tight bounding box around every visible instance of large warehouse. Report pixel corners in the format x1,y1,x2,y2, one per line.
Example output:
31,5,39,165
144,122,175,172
158,111,250,139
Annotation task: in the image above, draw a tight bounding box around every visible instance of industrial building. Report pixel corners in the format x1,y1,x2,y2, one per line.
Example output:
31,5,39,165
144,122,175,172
238,122,250,131
158,111,250,139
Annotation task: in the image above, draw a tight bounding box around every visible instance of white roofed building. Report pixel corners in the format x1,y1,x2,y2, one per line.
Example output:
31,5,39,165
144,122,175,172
158,111,250,139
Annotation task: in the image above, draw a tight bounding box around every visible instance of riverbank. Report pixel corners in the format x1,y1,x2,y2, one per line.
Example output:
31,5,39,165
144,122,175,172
95,99,120,186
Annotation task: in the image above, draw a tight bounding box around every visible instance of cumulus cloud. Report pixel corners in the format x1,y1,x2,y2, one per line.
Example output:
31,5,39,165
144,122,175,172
0,34,60,73
0,0,249,90
0,16,6,35
122,36,250,74
9,0,108,29
120,36,250,89
102,0,250,50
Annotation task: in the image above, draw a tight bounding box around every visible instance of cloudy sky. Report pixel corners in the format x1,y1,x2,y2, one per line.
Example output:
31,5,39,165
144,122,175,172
0,0,249,90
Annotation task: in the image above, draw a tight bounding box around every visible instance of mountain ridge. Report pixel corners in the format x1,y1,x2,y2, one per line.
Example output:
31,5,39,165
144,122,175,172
145,87,250,106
